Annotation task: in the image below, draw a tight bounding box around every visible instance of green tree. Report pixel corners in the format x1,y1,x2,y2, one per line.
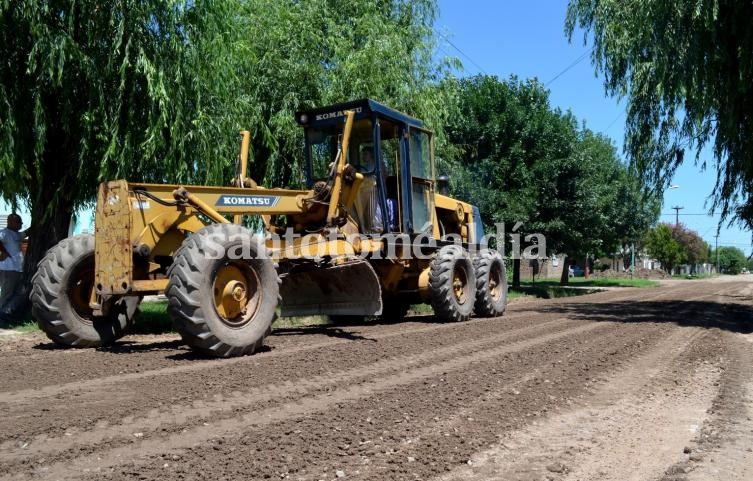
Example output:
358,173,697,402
443,75,548,229
0,0,451,309
238,0,453,188
712,246,747,274
566,1,753,229
611,169,662,270
644,223,685,274
444,75,571,285
444,75,658,285
671,223,709,272
0,0,251,291
534,129,660,284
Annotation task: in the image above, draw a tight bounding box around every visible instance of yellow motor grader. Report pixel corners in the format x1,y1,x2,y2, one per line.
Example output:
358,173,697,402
30,99,507,357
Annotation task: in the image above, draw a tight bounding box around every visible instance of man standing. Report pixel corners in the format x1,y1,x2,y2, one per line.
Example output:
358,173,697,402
0,213,24,323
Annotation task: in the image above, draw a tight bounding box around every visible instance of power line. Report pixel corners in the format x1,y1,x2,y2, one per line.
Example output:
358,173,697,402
714,240,752,245
660,213,727,216
601,111,623,134
434,30,594,89
434,29,488,75
545,48,593,86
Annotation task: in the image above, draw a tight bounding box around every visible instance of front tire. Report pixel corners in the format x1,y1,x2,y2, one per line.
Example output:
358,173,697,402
166,224,279,357
429,245,476,322
473,249,508,317
31,235,139,347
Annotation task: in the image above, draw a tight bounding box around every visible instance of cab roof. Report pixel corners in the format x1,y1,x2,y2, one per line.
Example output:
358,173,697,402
295,98,424,129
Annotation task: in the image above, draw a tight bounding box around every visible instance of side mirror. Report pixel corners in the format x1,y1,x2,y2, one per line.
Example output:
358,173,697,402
437,174,450,195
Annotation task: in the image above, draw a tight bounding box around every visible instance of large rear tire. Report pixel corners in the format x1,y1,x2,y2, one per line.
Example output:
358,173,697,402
31,235,139,347
166,224,279,358
429,245,476,322
473,249,508,317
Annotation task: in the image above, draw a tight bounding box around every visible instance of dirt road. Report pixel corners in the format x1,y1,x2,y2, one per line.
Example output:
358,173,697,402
1,277,752,481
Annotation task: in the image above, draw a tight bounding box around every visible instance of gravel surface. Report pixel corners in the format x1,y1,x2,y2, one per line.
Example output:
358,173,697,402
1,276,751,481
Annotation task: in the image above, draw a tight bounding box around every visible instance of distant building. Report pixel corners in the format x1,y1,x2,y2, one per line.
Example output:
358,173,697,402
518,254,567,279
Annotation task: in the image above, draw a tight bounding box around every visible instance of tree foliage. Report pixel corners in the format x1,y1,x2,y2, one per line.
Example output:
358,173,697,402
0,0,252,285
236,0,453,188
644,223,685,274
711,246,747,275
645,222,709,274
566,0,753,228
444,75,659,283
671,223,709,268
0,0,451,298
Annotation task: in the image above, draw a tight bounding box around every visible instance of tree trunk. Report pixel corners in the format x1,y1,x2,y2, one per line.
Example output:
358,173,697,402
18,110,76,317
512,258,521,288
18,195,73,316
560,256,570,286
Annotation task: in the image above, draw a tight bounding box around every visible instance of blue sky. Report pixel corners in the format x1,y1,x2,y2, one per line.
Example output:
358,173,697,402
436,0,752,255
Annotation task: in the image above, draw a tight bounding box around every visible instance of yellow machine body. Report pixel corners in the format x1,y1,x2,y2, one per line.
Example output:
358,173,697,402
92,99,480,319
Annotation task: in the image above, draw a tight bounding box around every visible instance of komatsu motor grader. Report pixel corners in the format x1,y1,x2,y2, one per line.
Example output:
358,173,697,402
31,99,507,357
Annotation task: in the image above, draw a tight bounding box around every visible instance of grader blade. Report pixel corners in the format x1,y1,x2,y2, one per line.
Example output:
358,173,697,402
279,259,382,317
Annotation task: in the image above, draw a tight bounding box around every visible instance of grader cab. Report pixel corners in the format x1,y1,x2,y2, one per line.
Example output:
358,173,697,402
30,99,507,357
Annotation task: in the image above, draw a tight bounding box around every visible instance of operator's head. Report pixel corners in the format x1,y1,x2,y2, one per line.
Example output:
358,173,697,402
7,213,22,232
360,148,375,172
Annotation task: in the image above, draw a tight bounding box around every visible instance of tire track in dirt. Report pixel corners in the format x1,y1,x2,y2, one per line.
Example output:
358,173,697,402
86,317,677,481
433,328,716,481
0,281,698,399
106,283,739,481
0,311,563,402
428,326,705,442
432,281,748,481
0,317,587,465
3,283,712,448
0,280,738,481
662,285,753,481
2,321,610,480
4,310,611,448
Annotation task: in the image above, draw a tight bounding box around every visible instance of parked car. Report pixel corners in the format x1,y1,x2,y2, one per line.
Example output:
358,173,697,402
569,265,584,277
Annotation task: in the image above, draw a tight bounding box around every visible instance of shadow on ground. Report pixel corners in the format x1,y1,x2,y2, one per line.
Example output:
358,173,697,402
535,299,753,334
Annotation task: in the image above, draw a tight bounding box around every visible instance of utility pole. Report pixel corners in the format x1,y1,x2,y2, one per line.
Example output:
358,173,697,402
631,242,635,279
671,205,684,226
715,234,720,274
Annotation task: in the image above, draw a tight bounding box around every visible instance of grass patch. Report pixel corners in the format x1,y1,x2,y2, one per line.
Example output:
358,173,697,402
409,303,434,314
273,315,331,328
2,302,173,336
507,290,530,300
509,276,659,300
520,277,659,288
132,300,173,334
273,304,436,329
673,273,716,280
13,320,40,333
511,285,600,299
0,311,40,333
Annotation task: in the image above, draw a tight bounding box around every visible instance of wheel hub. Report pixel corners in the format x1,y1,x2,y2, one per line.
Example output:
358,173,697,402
453,265,469,304
489,264,502,299
70,264,95,322
213,263,260,326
